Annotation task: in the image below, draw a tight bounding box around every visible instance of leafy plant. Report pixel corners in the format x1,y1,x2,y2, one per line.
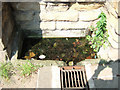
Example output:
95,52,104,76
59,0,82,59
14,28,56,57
0,62,14,80
86,12,109,52
18,60,40,77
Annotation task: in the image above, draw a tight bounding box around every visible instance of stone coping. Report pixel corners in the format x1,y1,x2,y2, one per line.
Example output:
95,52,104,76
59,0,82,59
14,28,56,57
43,0,106,2
1,0,106,2
10,59,101,67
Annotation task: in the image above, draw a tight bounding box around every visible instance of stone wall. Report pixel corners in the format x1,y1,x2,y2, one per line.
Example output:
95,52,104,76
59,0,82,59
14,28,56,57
11,2,105,38
1,1,120,61
97,0,120,61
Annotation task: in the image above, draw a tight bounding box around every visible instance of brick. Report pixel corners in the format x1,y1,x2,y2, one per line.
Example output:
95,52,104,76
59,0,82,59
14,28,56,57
40,10,78,21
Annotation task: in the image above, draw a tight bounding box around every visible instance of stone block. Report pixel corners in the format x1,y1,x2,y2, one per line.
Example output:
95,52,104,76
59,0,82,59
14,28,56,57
0,51,6,61
42,30,87,38
108,36,119,49
119,1,120,16
56,21,90,30
79,8,102,21
97,46,109,60
43,0,75,2
108,47,118,61
76,0,105,2
11,2,40,11
0,39,4,51
105,1,118,18
46,3,68,12
107,23,118,43
107,13,118,33
40,22,55,30
14,11,34,21
43,0,105,2
70,3,104,11
40,10,78,21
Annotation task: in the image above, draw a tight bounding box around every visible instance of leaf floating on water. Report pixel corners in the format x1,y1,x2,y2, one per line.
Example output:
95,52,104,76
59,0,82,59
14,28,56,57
24,52,35,59
29,52,35,58
24,56,31,59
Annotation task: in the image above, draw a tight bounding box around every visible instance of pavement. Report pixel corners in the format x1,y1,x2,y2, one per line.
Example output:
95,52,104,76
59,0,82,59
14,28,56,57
36,60,120,89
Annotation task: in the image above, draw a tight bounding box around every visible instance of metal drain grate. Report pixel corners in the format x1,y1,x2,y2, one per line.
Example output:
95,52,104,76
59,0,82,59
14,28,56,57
60,66,89,90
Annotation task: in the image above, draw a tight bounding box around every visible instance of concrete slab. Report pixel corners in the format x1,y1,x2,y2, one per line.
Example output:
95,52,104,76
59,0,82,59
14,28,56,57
36,66,61,89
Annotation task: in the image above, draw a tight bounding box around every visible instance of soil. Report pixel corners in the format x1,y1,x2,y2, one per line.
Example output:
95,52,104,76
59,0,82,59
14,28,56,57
0,72,38,88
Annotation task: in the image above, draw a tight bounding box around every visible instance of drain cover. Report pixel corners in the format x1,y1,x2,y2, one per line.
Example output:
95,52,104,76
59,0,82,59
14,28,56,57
60,66,89,90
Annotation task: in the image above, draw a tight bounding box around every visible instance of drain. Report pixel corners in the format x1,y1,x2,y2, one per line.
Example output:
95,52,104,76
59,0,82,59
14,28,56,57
60,66,89,90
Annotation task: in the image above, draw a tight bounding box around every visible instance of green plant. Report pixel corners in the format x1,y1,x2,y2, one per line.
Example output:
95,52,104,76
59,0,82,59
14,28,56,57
18,60,40,77
0,62,14,80
86,12,109,52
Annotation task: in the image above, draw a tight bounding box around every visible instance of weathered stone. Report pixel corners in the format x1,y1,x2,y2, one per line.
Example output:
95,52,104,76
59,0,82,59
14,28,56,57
40,4,46,12
11,2,40,11
108,47,118,61
107,13,118,33
107,23,119,43
76,0,105,2
56,21,90,30
118,1,120,16
118,18,120,34
14,11,34,21
79,8,102,21
40,22,55,30
108,36,119,49
40,10,78,21
0,51,6,61
108,1,118,13
43,0,105,2
42,30,87,38
43,0,75,2
0,39,4,51
20,21,40,30
39,1,47,5
105,1,118,18
46,3,68,12
97,46,109,60
70,3,103,11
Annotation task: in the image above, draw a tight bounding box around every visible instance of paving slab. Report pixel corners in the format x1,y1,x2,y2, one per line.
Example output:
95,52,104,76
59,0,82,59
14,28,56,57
36,66,61,89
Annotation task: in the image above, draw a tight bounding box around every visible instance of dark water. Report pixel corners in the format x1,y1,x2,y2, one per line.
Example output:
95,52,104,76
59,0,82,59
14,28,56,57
20,38,96,64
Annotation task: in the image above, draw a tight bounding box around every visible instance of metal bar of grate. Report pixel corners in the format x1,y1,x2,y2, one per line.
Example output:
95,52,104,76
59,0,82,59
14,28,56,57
60,66,89,90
